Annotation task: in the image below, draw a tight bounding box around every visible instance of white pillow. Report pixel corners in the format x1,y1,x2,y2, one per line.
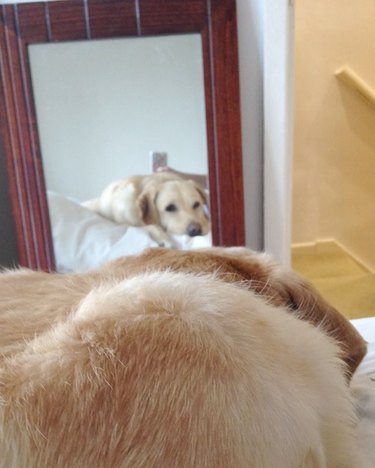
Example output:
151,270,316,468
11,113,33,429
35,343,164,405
47,191,211,272
351,317,375,379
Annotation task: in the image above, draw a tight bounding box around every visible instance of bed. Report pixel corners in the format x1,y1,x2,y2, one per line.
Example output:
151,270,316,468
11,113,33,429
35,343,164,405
47,191,212,272
350,317,375,463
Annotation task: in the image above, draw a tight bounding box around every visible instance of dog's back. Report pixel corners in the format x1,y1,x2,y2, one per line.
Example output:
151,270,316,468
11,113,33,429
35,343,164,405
81,173,183,225
0,272,363,467
81,177,142,224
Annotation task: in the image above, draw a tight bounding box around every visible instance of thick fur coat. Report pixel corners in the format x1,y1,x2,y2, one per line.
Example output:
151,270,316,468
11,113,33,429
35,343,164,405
0,247,368,467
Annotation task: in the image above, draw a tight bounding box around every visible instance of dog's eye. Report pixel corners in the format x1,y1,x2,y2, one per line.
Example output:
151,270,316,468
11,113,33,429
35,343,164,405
193,202,200,209
165,204,177,212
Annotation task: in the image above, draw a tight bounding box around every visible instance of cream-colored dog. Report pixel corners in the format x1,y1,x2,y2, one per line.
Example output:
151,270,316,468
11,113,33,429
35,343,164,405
0,248,369,467
82,173,210,247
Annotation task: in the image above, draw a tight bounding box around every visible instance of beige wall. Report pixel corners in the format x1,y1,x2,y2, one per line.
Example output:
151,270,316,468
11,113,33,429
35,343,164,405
293,0,375,270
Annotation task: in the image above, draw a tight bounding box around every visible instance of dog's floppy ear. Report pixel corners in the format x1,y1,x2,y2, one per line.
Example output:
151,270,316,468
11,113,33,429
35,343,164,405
204,247,367,379
269,267,367,378
137,186,159,225
189,180,208,206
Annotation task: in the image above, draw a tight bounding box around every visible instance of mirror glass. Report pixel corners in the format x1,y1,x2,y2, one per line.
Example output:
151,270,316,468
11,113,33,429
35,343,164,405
28,34,211,272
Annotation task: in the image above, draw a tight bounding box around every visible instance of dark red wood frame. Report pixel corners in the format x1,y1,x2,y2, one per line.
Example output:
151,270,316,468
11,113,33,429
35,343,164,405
0,0,244,271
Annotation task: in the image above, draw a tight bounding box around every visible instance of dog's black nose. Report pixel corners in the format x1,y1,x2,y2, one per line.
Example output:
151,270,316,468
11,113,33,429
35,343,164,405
187,223,202,237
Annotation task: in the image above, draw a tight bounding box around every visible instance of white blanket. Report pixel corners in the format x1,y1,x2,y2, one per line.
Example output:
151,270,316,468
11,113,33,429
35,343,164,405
351,318,375,464
48,191,211,272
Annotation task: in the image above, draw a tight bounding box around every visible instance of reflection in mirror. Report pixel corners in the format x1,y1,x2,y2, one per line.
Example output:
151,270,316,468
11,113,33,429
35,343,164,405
29,34,211,272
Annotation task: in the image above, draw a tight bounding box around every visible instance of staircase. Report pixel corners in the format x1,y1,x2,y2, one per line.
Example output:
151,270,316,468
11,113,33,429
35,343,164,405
292,241,375,320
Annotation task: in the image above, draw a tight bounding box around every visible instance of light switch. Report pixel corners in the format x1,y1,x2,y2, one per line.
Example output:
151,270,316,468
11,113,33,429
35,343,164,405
150,152,168,173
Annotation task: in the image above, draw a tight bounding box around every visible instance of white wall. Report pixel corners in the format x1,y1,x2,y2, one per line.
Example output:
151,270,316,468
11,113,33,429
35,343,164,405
29,35,207,201
237,0,264,251
237,0,294,261
263,0,294,266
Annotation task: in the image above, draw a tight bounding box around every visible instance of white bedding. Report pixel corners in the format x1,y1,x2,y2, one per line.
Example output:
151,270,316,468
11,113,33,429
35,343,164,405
351,317,375,464
47,191,211,272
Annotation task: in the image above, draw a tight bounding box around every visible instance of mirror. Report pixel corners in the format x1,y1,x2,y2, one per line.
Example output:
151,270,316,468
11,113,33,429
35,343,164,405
0,0,244,271
29,34,211,272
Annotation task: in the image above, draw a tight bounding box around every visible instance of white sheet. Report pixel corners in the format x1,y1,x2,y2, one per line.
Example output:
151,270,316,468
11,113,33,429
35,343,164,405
351,318,375,379
351,317,375,464
48,191,211,272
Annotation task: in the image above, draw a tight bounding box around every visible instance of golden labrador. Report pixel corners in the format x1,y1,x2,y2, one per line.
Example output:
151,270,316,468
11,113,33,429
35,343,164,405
82,173,210,247
0,248,369,467
0,247,366,374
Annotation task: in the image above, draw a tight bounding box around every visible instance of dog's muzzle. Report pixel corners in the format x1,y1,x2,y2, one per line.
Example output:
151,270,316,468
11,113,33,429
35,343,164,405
187,222,202,237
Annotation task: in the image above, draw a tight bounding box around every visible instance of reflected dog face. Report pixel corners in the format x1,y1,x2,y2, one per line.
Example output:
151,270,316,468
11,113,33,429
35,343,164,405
83,173,211,243
150,179,210,237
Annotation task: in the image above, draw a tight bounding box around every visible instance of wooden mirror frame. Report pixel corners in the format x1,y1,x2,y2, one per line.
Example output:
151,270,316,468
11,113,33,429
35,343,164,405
0,0,244,271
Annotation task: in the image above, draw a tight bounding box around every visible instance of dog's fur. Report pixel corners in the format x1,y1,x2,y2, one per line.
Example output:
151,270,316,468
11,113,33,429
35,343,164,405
108,247,366,378
82,173,210,247
0,247,368,467
0,247,366,376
